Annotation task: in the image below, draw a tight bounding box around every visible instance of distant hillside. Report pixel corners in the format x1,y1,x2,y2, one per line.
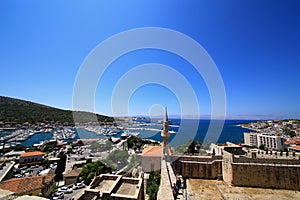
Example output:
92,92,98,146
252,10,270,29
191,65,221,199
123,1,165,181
0,96,113,124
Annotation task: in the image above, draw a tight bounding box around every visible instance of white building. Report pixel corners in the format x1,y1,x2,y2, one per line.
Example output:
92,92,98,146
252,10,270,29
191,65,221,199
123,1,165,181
257,133,284,151
244,132,284,151
244,132,258,147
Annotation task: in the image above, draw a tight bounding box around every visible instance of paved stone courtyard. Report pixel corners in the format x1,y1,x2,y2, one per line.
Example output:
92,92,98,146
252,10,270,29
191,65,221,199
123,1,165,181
187,179,300,200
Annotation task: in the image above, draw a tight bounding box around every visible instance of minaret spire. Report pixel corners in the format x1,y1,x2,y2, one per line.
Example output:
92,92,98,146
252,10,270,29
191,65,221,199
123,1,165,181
161,107,170,146
164,107,168,123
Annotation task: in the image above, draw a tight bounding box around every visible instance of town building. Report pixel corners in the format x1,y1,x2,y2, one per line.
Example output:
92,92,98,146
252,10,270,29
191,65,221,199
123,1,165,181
141,108,170,173
288,145,300,152
73,174,144,200
19,151,44,167
244,132,284,151
64,168,82,185
3,150,25,159
141,146,162,172
0,175,55,197
244,132,258,147
296,128,300,136
257,133,284,150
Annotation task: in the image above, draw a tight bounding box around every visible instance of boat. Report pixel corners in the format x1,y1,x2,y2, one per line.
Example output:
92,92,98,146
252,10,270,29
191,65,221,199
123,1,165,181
121,131,140,138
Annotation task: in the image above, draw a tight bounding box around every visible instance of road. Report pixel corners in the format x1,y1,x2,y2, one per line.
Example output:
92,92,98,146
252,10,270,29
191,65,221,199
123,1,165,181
63,186,86,200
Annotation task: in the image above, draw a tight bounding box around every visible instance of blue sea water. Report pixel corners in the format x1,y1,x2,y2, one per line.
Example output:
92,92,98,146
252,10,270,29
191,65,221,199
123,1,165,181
21,132,52,146
20,128,107,147
136,119,255,146
19,119,254,147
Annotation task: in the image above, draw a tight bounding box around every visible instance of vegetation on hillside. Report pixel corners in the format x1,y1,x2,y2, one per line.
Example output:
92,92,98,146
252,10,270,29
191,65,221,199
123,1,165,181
0,96,113,124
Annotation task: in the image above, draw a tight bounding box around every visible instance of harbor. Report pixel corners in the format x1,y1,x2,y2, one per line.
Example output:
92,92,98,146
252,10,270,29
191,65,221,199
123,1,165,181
0,119,255,148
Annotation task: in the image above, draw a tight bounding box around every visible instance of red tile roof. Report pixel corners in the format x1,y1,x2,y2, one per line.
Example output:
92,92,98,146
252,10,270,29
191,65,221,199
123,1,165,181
289,145,300,150
0,175,54,195
142,146,162,157
20,151,44,158
284,140,300,145
56,141,65,146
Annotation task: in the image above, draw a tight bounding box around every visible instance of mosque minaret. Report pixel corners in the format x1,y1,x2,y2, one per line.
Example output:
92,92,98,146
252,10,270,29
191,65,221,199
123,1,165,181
161,107,170,146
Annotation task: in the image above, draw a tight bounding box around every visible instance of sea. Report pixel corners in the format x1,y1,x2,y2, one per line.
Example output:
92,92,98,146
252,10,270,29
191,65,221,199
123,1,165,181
19,119,255,147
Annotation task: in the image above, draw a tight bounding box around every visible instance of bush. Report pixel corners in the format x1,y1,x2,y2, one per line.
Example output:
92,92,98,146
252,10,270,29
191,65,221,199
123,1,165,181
54,152,67,181
80,160,112,184
147,171,161,200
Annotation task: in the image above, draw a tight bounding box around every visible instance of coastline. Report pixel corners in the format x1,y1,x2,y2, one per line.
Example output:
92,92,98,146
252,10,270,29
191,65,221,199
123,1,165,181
8,119,257,147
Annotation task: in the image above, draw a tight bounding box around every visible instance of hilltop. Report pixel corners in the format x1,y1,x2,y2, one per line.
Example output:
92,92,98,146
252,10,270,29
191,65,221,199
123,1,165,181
0,96,113,124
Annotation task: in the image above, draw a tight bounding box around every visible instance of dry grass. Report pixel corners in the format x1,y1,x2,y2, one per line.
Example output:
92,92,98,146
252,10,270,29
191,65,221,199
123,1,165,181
187,179,300,200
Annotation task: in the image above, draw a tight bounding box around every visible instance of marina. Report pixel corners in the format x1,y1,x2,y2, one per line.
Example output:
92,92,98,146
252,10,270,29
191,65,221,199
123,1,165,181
0,119,255,148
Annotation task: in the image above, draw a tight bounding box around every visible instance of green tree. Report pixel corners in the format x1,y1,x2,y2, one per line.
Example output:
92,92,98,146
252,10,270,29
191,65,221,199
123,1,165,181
80,160,112,184
187,140,198,154
146,171,161,200
282,144,288,152
43,143,55,153
104,150,129,169
259,144,265,150
67,147,73,154
54,152,67,181
42,159,51,169
283,128,296,138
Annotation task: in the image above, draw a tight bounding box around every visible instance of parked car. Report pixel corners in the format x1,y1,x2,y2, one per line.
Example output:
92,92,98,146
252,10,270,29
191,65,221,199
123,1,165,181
50,164,57,169
72,182,85,190
57,186,68,193
66,186,73,194
14,174,23,178
52,191,64,199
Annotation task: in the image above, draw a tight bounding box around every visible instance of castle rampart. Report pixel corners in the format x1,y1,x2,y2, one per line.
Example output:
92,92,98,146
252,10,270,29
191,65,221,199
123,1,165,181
222,150,300,190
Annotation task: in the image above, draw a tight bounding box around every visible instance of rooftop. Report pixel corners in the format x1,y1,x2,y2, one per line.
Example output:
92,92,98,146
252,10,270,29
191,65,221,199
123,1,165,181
77,174,143,199
4,150,25,157
112,177,142,198
0,188,14,199
289,145,300,150
91,175,120,194
0,175,54,194
20,151,44,157
142,146,162,157
64,168,82,177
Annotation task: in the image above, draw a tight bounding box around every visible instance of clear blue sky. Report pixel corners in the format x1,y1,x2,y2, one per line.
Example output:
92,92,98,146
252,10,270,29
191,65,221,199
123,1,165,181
0,0,299,119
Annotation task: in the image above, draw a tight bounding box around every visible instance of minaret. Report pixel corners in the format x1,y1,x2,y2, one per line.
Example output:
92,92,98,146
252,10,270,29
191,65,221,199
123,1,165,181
161,107,170,146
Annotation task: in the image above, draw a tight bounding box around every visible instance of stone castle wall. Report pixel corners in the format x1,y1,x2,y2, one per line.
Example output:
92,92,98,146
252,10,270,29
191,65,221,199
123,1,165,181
231,164,300,190
173,152,300,190
171,155,222,179
222,151,300,190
